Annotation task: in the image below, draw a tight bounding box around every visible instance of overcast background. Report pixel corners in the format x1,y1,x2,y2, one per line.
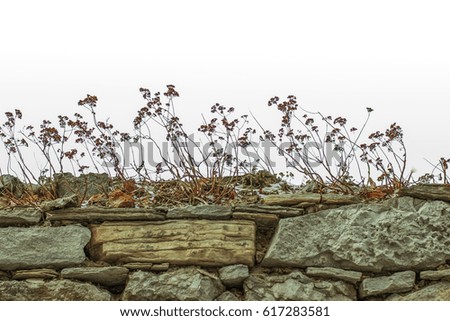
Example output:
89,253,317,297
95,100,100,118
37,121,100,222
1,0,449,181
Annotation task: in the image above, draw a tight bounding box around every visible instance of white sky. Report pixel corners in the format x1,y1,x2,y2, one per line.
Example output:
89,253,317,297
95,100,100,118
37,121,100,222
1,0,449,180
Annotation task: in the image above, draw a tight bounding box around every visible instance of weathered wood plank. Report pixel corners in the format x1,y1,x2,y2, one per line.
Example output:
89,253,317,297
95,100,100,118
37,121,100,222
89,220,256,267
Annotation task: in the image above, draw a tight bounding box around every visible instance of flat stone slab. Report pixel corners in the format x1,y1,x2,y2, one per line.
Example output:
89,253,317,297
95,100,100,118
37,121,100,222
47,207,166,223
262,193,360,206
0,225,91,270
388,281,450,301
262,198,450,272
359,271,416,298
420,269,450,281
89,220,256,267
232,212,278,228
234,205,305,218
61,266,129,287
167,205,232,219
400,184,450,202
244,270,356,301
123,262,170,272
263,193,320,205
12,269,59,280
122,268,225,300
0,279,111,300
0,207,42,226
306,267,362,284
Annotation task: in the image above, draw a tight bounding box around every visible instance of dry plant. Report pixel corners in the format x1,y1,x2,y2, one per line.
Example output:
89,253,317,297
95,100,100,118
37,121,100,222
132,86,253,204
0,85,447,206
253,95,412,194
419,157,450,184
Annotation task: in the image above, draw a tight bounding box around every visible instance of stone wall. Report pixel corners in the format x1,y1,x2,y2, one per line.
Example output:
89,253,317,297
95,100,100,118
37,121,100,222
0,184,449,301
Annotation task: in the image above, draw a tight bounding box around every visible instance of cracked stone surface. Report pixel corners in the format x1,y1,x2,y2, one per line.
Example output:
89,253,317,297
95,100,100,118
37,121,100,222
263,198,450,272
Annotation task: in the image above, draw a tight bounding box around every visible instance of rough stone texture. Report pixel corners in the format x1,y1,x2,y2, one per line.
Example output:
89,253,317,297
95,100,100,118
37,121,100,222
89,220,255,267
219,264,250,287
54,172,110,198
0,279,111,300
306,267,362,284
150,263,171,271
359,271,416,298
234,205,305,218
420,269,450,281
216,291,240,301
244,270,356,301
0,207,42,226
262,197,450,272
47,207,166,223
262,193,360,206
0,175,24,198
0,225,91,270
167,205,232,219
383,196,426,212
401,184,450,202
40,194,78,212
61,266,129,287
232,212,278,228
123,262,170,271
122,268,225,300
388,282,450,301
12,269,59,280
305,204,341,214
